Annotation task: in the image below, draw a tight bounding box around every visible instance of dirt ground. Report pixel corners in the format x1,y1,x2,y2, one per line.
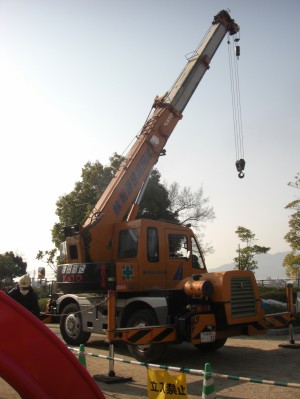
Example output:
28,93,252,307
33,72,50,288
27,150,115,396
1,325,300,399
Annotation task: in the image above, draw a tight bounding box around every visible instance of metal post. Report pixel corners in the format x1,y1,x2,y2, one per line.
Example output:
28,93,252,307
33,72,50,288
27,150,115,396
289,323,295,345
286,284,295,344
93,290,133,383
278,283,300,349
108,344,115,377
107,290,116,341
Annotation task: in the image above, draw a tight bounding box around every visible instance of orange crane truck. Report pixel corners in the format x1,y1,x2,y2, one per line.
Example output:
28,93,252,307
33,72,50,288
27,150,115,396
48,10,293,362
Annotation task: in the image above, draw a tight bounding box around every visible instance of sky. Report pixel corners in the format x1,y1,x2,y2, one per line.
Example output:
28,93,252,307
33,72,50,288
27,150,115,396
0,0,299,280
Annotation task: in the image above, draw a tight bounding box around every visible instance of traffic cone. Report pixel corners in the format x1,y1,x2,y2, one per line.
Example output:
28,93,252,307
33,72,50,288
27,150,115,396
78,344,86,368
202,363,216,399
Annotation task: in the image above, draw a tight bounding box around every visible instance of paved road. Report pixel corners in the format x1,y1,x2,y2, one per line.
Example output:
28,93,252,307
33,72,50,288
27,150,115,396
1,324,300,399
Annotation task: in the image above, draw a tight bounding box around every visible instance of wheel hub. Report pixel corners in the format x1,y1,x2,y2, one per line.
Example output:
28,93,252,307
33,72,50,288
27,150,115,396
65,314,79,336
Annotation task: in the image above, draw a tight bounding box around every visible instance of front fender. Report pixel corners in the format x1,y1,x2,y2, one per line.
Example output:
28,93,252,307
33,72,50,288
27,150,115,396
117,296,168,327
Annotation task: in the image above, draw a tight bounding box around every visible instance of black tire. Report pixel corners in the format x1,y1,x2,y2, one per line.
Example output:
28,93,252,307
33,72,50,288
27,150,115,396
126,309,167,363
194,338,227,352
59,303,91,345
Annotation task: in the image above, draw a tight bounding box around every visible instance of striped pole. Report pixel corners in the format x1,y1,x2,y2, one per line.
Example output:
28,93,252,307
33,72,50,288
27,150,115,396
78,344,87,368
202,363,216,399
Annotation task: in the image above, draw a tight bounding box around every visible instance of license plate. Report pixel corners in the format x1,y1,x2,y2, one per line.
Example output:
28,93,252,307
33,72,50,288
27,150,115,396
201,331,216,343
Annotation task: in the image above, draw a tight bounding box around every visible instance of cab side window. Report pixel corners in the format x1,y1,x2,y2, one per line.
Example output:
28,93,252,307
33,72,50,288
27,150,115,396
191,236,205,269
118,228,138,258
147,227,159,262
168,234,188,258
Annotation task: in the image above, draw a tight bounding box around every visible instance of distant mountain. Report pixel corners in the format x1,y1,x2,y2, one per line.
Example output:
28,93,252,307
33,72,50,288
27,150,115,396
208,252,289,280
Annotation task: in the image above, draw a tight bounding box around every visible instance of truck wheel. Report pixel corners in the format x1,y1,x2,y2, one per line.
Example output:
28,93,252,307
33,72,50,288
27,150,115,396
194,338,227,352
60,303,91,345
126,309,167,363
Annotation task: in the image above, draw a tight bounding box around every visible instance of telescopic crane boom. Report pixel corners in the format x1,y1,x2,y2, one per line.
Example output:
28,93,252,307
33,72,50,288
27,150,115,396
63,10,239,264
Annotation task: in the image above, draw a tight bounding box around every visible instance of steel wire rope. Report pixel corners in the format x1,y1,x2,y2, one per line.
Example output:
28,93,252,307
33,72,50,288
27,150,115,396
231,39,244,160
227,32,245,175
227,33,239,161
120,105,153,158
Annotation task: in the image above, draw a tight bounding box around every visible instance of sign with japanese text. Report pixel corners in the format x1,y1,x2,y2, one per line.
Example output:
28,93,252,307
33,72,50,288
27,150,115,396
147,368,188,399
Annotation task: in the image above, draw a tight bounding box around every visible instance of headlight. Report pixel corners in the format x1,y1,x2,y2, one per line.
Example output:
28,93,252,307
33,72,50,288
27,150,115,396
184,279,213,297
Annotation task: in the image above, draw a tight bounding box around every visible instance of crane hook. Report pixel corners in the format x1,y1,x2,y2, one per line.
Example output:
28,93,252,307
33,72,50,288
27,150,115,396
236,159,245,179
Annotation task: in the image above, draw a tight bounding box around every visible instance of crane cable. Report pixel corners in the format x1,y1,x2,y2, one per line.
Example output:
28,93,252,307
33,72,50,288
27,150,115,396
227,31,245,178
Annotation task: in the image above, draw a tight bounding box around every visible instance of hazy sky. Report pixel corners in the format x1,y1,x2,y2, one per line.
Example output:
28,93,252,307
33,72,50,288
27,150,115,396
0,0,299,279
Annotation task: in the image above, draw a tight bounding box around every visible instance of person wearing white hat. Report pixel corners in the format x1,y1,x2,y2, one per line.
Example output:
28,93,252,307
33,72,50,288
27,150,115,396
8,274,40,318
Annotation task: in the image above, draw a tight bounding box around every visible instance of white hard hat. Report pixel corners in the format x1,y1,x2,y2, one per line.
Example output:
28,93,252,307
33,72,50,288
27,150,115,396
19,274,31,288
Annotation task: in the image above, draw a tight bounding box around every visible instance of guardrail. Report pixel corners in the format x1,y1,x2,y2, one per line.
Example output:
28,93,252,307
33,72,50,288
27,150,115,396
257,278,300,287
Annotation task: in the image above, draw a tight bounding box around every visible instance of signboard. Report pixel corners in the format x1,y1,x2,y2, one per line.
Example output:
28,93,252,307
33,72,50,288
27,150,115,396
147,368,187,399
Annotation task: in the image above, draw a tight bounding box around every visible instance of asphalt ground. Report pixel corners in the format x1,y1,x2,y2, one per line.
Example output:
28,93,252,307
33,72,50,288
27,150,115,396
1,325,300,399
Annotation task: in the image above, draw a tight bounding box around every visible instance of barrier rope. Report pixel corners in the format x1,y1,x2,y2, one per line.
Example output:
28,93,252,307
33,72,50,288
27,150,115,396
69,347,300,389
44,294,110,317
68,346,202,375
211,372,300,389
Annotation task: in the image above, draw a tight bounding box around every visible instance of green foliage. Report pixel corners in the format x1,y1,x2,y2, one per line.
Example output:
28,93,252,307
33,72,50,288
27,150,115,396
52,154,123,248
258,285,300,303
38,298,49,312
234,226,270,272
137,169,179,222
0,252,27,287
36,249,58,277
283,252,300,277
258,286,300,324
284,173,300,277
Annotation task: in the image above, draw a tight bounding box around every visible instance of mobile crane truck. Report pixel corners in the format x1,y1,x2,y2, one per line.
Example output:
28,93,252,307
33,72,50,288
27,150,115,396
47,10,294,362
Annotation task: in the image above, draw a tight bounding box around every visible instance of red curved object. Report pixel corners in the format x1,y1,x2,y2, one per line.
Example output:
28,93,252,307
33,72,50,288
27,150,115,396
0,292,105,399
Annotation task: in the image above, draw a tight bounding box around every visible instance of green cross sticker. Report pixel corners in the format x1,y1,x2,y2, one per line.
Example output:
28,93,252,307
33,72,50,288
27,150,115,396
122,264,134,280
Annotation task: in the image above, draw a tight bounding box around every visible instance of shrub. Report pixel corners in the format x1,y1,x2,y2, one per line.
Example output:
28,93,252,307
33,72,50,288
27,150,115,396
258,286,300,303
38,298,49,312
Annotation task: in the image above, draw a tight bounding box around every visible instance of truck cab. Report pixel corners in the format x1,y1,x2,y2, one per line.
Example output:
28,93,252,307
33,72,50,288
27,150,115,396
56,219,206,294
113,219,206,291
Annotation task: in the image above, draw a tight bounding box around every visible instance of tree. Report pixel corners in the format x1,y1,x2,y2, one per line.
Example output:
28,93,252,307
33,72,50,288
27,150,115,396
52,153,123,248
168,182,215,227
36,249,57,277
234,226,270,272
167,182,215,254
0,251,27,287
283,173,300,277
137,169,179,223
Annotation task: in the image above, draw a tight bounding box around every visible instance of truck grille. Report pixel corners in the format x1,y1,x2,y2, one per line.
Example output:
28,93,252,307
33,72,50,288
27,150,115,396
231,277,256,317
